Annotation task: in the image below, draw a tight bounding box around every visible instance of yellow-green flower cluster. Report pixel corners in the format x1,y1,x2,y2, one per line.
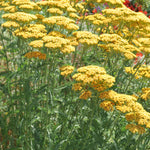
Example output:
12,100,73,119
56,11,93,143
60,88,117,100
42,16,79,31
73,31,100,45
141,88,150,100
14,24,47,39
125,65,150,79
24,51,46,60
60,65,74,77
72,65,115,100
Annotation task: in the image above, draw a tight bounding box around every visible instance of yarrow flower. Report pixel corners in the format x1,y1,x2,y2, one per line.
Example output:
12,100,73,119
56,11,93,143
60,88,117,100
73,31,100,45
79,90,92,100
126,124,145,134
72,65,115,100
141,88,150,100
125,65,150,79
100,100,115,111
2,21,20,28
24,51,46,60
60,65,74,77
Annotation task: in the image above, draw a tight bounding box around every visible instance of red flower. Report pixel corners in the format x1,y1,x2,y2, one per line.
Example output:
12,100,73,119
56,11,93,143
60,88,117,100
137,5,142,11
143,11,148,15
92,9,97,14
134,52,143,64
124,0,130,5
136,52,143,57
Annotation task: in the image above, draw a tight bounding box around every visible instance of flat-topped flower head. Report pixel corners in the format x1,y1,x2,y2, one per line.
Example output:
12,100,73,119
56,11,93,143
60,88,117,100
141,88,150,100
79,90,92,100
2,12,37,23
100,100,115,111
73,31,100,45
126,124,145,134
2,21,20,28
14,24,47,39
24,51,46,60
3,6,17,13
29,40,43,48
72,65,115,93
125,65,150,79
60,65,74,77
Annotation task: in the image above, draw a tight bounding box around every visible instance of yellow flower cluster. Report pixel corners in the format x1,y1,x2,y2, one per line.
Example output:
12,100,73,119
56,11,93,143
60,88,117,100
69,13,79,19
100,100,115,111
85,13,111,27
136,38,150,53
47,8,63,15
102,7,150,28
48,31,66,38
83,0,124,7
2,21,20,28
72,83,82,91
79,90,92,100
43,16,79,31
24,51,46,60
99,90,150,134
60,65,74,77
99,90,137,112
66,37,78,46
14,24,47,39
29,40,43,48
0,1,9,8
72,65,115,100
42,35,75,54
2,12,37,23
73,2,88,14
47,31,78,46
125,65,150,79
37,0,69,9
126,124,145,134
3,6,17,13
73,31,100,45
12,0,41,11
141,88,150,100
99,34,140,59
